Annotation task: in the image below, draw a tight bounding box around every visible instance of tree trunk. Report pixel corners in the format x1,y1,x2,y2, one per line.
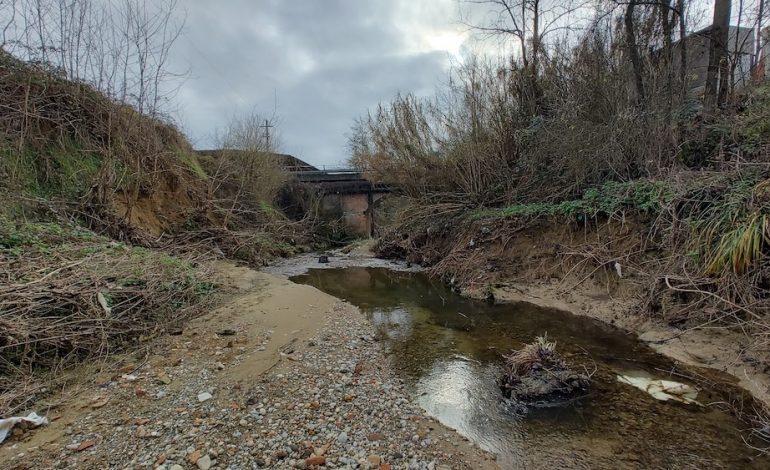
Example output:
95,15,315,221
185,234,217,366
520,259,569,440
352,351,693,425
661,0,674,112
625,1,646,106
756,0,765,71
704,0,732,111
677,0,688,100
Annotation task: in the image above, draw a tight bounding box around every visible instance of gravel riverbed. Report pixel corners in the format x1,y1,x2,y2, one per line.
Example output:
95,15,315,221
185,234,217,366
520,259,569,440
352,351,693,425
2,266,495,470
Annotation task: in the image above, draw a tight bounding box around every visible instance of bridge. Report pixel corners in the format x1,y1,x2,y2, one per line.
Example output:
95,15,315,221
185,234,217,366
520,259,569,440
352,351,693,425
289,167,392,237
196,150,392,237
291,167,391,193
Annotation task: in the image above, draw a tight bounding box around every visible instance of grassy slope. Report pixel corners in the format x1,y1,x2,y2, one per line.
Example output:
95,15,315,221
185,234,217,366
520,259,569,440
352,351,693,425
0,53,297,414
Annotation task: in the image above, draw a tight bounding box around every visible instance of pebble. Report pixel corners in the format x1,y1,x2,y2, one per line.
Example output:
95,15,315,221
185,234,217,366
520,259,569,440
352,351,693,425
196,454,212,470
4,293,489,469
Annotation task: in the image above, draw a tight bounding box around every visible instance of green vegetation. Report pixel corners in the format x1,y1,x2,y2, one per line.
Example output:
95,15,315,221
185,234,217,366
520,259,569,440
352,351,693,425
1,144,103,198
474,180,674,220
176,150,207,179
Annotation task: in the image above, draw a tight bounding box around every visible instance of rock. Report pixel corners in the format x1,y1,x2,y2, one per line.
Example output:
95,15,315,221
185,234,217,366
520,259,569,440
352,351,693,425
318,255,329,264
196,454,212,470
367,455,382,466
367,432,384,441
76,439,95,451
305,455,326,466
499,336,590,409
197,392,213,402
215,362,225,370
135,425,148,438
170,466,184,470
313,446,327,457
336,431,348,445
188,450,201,464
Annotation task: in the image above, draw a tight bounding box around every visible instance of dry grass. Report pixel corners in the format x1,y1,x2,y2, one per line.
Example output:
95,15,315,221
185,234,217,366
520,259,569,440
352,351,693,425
0,218,216,416
502,335,558,378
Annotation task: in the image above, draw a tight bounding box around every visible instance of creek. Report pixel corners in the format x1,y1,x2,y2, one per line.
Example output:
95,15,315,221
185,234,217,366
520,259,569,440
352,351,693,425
291,266,769,468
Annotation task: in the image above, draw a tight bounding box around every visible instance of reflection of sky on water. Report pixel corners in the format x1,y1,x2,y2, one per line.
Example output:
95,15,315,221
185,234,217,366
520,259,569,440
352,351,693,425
369,307,413,340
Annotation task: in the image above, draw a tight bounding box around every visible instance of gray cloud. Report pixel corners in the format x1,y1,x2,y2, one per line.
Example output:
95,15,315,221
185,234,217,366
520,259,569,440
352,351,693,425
170,0,461,166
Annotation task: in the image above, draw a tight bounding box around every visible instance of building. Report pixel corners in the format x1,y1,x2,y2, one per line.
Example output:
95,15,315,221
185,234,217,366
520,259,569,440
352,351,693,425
673,25,755,96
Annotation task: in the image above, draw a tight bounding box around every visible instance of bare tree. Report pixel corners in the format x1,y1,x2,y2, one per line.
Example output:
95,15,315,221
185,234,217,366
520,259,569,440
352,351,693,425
704,0,732,110
1,0,18,48
0,0,186,116
460,0,591,112
212,110,287,227
624,0,646,105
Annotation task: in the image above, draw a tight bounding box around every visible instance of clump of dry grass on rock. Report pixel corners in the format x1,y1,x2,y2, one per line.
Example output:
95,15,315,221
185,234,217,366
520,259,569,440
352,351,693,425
499,335,591,410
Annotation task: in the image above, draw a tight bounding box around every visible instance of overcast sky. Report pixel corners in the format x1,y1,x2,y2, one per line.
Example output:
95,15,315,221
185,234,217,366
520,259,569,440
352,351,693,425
171,0,477,168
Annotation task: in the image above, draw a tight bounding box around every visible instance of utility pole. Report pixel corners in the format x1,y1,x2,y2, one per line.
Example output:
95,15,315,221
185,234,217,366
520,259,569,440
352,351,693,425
260,119,274,150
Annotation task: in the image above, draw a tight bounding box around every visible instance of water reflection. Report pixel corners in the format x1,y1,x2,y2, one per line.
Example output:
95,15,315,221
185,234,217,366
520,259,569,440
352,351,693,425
292,267,768,469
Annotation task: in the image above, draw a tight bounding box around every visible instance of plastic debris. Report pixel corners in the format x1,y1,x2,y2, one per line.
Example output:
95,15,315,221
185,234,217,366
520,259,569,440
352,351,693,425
0,412,48,443
617,375,700,405
97,291,112,316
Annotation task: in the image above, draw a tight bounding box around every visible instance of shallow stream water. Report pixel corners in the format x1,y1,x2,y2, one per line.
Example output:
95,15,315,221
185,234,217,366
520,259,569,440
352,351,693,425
291,266,769,469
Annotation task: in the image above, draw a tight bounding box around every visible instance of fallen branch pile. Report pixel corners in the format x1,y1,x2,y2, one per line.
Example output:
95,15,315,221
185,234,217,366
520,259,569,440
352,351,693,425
0,222,216,416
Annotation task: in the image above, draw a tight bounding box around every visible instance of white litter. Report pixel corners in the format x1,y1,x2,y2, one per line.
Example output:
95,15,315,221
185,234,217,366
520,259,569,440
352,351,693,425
617,375,701,405
0,412,48,443
97,291,112,317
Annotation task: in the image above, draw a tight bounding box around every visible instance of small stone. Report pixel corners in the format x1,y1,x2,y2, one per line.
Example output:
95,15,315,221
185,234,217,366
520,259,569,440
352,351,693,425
367,432,384,441
197,392,213,402
197,454,212,470
76,440,95,452
313,445,328,457
367,455,381,466
336,432,348,445
305,455,326,466
188,450,201,464
215,362,225,370
170,466,184,470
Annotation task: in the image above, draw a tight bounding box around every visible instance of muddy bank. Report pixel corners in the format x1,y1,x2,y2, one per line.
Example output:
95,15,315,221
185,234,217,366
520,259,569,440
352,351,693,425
476,280,770,410
374,216,770,412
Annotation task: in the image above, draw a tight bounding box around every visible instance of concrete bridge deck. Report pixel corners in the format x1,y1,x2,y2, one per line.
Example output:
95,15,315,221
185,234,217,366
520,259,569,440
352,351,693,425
290,167,392,237
291,167,391,195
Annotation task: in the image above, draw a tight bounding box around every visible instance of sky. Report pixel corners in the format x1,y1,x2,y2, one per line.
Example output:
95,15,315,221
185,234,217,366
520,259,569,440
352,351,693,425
171,0,477,168
167,0,759,168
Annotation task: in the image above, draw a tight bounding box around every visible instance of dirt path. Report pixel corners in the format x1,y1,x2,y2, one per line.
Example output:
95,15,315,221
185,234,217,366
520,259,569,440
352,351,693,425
1,262,496,470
